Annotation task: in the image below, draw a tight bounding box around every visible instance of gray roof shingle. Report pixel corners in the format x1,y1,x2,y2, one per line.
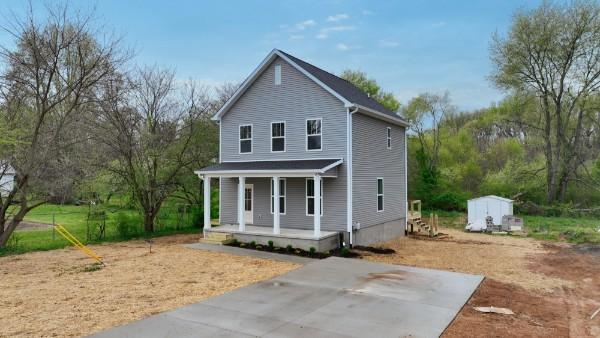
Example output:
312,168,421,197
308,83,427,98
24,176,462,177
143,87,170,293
278,50,406,122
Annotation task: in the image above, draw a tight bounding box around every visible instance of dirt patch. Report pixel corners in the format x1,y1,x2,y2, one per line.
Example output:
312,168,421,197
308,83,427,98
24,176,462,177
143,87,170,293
444,279,570,338
0,234,299,338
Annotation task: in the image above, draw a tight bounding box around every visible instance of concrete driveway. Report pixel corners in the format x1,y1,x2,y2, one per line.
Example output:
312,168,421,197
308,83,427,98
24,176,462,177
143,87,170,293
91,257,483,338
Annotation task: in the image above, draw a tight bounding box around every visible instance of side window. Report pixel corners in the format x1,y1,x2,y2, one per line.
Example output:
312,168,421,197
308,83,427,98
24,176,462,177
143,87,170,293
271,178,286,214
306,178,323,216
387,127,392,149
239,125,252,154
306,119,322,151
377,178,384,212
271,122,285,152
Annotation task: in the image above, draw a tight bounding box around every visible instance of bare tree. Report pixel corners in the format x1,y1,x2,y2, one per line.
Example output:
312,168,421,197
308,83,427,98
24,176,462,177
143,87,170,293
490,0,600,202
0,3,126,247
95,67,209,232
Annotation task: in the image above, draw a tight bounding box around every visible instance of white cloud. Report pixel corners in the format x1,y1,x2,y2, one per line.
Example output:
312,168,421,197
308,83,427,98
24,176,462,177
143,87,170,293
296,19,317,30
326,14,349,22
315,25,355,39
379,39,400,48
336,43,349,51
432,21,446,28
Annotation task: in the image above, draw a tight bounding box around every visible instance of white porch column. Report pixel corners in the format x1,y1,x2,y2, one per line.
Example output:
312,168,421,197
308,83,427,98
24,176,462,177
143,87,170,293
203,176,211,230
273,176,280,234
313,174,321,238
237,176,246,231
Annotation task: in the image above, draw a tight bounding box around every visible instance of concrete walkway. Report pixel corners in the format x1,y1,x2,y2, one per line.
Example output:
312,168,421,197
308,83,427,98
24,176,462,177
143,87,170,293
184,243,315,264
91,257,483,338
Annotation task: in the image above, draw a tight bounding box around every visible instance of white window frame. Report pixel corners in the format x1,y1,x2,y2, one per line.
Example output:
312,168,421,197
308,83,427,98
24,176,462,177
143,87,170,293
270,121,286,153
274,64,282,85
377,177,384,212
387,127,392,150
270,178,287,215
306,118,323,152
239,124,253,154
305,178,323,216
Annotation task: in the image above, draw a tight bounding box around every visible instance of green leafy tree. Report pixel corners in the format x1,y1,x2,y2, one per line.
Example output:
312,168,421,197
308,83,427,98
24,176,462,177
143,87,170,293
340,70,401,112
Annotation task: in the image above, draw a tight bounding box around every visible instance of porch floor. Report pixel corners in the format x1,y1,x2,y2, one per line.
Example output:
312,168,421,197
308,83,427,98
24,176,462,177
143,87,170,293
207,224,338,240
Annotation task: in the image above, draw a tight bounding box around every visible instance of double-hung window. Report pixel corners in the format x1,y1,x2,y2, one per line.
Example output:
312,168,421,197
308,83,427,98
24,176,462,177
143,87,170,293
271,122,285,152
271,178,286,214
387,127,392,149
306,178,323,216
377,178,384,212
239,125,252,153
306,119,322,151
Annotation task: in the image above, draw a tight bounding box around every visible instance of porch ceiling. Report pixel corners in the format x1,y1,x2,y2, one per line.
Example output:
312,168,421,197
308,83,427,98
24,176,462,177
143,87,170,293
195,159,342,178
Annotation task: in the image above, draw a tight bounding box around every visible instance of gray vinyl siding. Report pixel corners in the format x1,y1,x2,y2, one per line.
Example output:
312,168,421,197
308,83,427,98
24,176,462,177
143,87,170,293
220,56,346,162
218,56,347,231
352,113,406,228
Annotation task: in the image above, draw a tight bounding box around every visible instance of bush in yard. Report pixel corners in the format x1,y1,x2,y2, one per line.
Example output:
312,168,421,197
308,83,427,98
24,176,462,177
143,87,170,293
115,212,139,239
268,240,274,249
309,247,316,256
340,247,350,257
250,241,256,248
286,244,293,253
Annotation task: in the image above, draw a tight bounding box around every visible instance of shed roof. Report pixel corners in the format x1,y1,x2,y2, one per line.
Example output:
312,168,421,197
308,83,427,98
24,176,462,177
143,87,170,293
195,159,343,177
468,195,513,203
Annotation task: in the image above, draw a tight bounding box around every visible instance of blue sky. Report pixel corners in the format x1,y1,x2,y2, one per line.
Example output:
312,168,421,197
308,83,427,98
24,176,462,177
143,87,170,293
0,0,542,110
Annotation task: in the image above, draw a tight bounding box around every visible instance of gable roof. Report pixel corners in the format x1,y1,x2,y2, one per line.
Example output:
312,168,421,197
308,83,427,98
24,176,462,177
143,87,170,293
468,195,513,203
213,49,408,127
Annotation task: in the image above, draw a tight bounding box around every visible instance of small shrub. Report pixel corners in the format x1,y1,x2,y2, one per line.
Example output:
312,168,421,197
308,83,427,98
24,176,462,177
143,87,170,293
286,244,293,253
268,240,274,249
250,241,256,248
309,247,316,256
231,238,239,246
115,212,139,239
340,247,350,257
256,245,263,250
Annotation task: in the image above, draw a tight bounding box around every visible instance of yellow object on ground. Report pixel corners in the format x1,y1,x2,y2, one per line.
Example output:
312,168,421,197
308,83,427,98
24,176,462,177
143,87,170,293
54,224,103,264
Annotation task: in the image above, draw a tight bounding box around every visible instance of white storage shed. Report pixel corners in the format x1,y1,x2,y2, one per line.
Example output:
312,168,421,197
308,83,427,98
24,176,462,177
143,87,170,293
467,195,513,230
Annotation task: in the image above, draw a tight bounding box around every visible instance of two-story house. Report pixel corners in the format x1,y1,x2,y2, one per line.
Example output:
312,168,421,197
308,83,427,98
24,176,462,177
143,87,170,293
196,49,408,251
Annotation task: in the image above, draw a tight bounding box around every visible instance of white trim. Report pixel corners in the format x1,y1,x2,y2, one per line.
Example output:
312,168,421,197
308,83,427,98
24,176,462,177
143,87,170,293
306,118,323,152
195,159,344,177
213,49,351,121
239,124,253,154
313,175,322,238
346,107,354,245
238,176,246,231
203,175,211,231
270,121,286,153
354,104,410,127
305,177,323,216
377,177,384,212
270,178,287,215
387,127,392,150
218,176,222,225
219,121,222,162
404,130,408,231
215,157,341,163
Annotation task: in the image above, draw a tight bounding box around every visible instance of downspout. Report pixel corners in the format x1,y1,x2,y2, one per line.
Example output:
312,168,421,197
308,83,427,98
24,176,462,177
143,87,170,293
347,105,359,247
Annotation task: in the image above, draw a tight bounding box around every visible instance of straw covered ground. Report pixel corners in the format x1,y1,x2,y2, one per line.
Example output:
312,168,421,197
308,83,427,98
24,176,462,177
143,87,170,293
0,234,299,338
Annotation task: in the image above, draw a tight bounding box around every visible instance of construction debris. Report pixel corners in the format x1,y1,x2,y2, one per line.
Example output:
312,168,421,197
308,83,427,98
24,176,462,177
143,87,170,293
474,306,515,315
406,200,439,237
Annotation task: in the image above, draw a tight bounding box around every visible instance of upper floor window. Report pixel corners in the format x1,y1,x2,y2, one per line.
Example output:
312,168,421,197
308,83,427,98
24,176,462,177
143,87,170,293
271,122,286,152
377,178,384,212
274,65,282,85
306,118,322,151
387,127,392,149
239,125,252,154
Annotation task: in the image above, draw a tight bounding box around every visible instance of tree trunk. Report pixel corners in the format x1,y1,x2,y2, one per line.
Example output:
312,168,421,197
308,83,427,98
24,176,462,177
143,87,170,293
143,211,155,232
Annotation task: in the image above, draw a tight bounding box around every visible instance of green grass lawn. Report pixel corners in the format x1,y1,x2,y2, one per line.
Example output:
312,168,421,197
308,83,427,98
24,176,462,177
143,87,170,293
427,210,600,244
2,198,206,256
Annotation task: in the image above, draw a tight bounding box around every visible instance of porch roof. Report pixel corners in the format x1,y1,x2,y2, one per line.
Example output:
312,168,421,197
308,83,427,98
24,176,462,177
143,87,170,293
195,159,343,177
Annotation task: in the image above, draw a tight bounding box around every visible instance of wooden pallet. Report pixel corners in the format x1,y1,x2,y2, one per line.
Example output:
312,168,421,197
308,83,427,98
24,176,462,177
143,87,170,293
200,231,234,245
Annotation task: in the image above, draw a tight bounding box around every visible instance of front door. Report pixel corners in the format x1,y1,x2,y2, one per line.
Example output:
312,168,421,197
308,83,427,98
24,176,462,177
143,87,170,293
244,184,253,224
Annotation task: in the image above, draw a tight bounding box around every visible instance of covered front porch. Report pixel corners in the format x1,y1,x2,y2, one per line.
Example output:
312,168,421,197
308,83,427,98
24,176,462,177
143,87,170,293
195,159,344,251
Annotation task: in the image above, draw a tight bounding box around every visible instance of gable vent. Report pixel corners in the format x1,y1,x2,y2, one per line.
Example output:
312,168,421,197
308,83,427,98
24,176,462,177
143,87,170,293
274,64,282,85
